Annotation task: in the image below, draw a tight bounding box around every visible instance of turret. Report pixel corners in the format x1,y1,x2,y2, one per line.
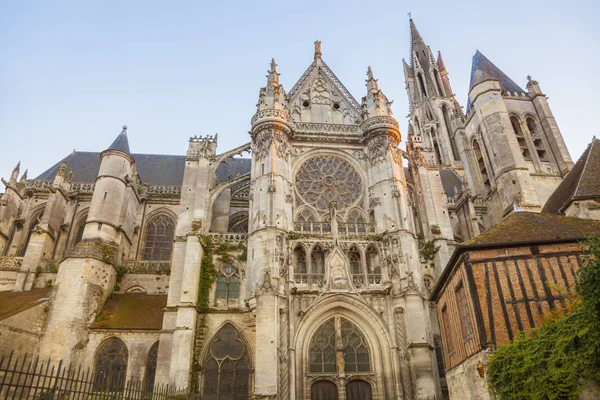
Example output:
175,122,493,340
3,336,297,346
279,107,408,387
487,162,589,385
39,126,141,363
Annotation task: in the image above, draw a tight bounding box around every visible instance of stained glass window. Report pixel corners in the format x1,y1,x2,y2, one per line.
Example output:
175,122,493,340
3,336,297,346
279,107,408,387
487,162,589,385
215,264,240,303
349,248,361,275
295,246,307,274
94,337,128,391
308,317,370,375
296,209,316,231
341,320,370,372
143,215,175,260
295,155,362,211
309,319,336,373
347,210,366,233
202,324,250,400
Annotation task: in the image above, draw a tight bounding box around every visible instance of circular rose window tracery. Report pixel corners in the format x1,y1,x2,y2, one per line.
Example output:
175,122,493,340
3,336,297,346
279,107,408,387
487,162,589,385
295,155,362,210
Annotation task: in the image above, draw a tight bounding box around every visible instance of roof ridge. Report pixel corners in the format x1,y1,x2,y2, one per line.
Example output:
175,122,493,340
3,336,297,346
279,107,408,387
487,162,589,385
571,138,596,203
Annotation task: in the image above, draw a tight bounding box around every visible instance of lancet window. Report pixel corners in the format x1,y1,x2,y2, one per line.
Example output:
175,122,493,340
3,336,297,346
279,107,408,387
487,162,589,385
294,208,316,233
472,139,491,194
142,214,175,261
442,105,460,161
202,324,251,400
93,338,128,391
215,263,240,304
346,210,366,234
511,116,533,160
72,211,88,248
526,118,547,161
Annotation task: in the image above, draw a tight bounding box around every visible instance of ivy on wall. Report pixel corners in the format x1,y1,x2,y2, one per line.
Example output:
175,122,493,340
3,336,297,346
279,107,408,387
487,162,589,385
487,237,600,399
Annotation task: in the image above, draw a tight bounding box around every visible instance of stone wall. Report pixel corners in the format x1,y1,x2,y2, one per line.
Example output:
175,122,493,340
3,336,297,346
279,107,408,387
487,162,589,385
0,301,48,359
446,350,495,400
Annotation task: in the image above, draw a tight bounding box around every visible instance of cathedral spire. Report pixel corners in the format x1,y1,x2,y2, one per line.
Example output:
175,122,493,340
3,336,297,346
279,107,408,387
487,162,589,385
256,58,287,112
409,18,427,66
10,161,20,185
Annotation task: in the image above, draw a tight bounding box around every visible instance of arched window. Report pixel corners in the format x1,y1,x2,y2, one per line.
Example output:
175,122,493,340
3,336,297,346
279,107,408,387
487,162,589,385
144,342,159,391
417,73,427,98
511,117,532,160
346,210,366,234
366,246,380,275
527,118,547,161
311,245,325,275
72,211,88,248
142,214,175,260
202,324,251,400
295,246,307,274
215,263,240,304
349,247,361,275
295,209,316,232
309,317,371,374
442,106,460,161
473,139,491,194
94,337,128,391
434,69,444,97
18,208,44,257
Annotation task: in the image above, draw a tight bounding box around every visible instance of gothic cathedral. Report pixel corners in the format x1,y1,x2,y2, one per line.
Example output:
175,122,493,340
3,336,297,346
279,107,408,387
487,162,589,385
0,20,577,399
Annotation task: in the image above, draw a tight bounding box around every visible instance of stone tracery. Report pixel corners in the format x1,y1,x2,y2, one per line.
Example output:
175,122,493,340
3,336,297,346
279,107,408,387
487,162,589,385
295,155,362,211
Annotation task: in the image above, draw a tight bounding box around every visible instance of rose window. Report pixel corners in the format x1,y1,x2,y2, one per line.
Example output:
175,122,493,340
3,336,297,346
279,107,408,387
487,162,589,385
295,155,362,210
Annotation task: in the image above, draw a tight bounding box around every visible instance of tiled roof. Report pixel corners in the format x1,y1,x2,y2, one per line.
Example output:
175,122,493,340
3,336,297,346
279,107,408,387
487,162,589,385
466,51,525,110
0,288,50,321
543,137,600,214
90,293,167,330
464,211,600,246
36,152,251,187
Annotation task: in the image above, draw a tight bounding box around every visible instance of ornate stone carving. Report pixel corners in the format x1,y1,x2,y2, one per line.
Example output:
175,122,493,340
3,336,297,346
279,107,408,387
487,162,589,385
293,122,359,136
251,109,292,126
279,307,289,399
146,185,182,195
295,155,362,211
252,129,290,160
367,136,389,165
395,307,414,400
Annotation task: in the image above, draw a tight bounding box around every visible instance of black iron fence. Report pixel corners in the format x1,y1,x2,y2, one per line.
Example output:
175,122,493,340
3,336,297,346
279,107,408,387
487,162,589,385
0,352,201,399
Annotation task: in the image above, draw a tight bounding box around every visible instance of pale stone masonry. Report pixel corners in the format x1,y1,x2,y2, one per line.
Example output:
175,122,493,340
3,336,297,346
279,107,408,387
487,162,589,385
0,19,592,400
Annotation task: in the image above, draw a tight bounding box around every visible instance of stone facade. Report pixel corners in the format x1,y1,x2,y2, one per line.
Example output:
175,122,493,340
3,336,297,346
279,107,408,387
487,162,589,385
0,19,590,400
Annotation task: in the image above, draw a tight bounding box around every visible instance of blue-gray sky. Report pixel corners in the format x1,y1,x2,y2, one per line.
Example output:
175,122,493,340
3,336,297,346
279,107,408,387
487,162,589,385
1,0,598,180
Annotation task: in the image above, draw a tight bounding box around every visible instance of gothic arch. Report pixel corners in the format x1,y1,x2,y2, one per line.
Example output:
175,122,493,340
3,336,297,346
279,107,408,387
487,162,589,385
141,210,176,261
293,294,395,400
93,337,128,391
18,204,46,257
200,322,253,399
70,207,89,249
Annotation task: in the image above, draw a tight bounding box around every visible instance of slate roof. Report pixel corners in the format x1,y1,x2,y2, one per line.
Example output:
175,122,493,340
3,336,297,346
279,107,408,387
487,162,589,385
464,211,600,246
466,51,525,111
107,128,130,153
0,288,50,321
36,152,251,187
543,137,600,214
89,293,167,330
